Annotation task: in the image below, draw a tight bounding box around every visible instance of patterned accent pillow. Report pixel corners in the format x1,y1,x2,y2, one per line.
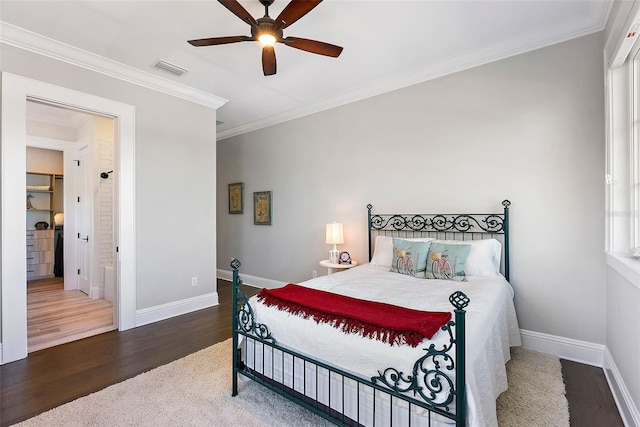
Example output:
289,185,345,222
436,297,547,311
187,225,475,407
390,238,431,278
425,242,471,281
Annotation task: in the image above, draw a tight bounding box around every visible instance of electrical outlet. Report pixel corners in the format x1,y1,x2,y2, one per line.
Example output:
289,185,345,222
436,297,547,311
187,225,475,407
312,270,317,279
191,276,198,287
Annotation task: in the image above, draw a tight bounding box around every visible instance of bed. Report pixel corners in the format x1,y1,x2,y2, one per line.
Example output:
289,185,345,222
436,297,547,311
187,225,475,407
231,200,520,426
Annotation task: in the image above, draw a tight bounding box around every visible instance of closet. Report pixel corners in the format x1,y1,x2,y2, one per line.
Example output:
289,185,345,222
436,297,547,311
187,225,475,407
26,163,64,280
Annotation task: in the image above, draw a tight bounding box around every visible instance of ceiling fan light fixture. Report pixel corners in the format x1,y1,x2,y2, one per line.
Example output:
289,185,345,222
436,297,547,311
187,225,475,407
258,32,276,46
188,0,343,75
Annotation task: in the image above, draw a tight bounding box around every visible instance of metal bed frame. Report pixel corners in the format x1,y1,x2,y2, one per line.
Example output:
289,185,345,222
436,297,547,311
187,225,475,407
231,200,511,426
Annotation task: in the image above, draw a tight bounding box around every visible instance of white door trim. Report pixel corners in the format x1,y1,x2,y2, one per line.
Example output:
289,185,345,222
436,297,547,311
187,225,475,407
1,72,136,364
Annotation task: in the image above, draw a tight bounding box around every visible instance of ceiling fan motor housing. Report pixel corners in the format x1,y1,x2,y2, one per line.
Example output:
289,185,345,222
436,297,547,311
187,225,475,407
253,17,283,42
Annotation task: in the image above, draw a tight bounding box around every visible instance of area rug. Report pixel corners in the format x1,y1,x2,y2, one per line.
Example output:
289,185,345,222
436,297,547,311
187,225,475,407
14,340,569,426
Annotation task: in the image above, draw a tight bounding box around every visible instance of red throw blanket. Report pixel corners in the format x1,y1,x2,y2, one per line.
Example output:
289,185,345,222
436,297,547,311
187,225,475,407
257,284,451,347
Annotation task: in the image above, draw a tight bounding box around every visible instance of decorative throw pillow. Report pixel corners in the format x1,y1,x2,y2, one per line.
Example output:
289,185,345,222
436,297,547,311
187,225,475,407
431,239,502,277
390,238,431,278
425,242,471,281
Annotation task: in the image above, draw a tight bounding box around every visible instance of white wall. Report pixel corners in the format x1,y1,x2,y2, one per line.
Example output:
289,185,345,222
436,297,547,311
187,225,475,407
0,44,218,312
26,147,63,175
26,120,76,142
605,266,640,426
217,33,606,346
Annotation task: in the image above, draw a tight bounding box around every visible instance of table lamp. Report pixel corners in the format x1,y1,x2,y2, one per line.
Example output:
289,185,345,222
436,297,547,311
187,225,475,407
326,222,344,263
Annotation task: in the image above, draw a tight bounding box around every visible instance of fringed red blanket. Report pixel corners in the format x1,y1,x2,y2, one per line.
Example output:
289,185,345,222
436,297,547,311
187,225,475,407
257,284,452,347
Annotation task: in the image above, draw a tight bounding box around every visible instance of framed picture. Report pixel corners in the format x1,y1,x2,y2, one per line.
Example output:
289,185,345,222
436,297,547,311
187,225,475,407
253,191,272,225
228,182,243,214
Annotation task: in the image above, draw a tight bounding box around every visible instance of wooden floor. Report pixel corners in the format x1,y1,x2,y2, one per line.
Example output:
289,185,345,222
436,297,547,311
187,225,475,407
0,280,623,427
561,358,624,426
27,277,115,352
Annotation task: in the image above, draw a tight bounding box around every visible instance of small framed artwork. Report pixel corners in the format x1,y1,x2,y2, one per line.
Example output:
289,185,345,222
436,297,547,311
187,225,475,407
253,191,272,225
228,182,244,214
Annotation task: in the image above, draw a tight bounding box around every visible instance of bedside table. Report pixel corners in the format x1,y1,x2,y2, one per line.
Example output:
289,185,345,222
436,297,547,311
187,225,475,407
319,259,358,275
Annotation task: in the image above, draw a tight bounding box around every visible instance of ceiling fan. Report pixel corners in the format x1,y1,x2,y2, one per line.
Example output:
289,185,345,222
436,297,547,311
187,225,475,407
188,0,343,76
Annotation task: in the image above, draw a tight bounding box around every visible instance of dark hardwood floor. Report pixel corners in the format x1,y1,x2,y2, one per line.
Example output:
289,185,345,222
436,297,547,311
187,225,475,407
561,359,624,426
1,280,623,427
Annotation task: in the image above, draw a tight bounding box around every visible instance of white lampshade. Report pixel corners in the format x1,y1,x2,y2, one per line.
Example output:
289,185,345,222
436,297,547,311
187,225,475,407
325,222,344,245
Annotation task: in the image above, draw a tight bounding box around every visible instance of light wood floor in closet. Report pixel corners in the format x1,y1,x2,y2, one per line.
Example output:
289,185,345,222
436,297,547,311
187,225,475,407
27,277,115,352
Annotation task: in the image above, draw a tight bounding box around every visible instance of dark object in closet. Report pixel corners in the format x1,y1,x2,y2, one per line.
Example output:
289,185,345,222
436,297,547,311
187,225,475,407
54,231,63,277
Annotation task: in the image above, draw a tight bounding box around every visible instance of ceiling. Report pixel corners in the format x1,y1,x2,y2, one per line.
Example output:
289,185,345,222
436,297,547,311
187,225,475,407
1,1,612,139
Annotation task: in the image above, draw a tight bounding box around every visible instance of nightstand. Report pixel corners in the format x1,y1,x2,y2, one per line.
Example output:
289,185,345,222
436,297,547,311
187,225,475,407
319,259,358,275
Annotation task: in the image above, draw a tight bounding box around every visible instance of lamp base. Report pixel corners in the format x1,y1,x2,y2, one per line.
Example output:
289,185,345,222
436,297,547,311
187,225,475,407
329,248,340,263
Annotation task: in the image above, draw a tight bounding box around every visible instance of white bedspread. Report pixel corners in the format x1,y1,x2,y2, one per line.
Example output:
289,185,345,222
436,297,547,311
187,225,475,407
248,263,521,427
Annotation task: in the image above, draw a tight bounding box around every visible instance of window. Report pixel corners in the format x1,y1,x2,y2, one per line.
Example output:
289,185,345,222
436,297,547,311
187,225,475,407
606,20,640,254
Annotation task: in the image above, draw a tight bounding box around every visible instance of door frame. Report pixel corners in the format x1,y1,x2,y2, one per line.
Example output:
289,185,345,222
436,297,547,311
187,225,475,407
1,72,136,364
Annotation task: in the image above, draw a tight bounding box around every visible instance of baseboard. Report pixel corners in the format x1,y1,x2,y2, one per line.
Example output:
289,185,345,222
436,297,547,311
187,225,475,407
135,292,219,327
519,329,605,366
0,343,3,364
604,348,640,427
217,269,285,289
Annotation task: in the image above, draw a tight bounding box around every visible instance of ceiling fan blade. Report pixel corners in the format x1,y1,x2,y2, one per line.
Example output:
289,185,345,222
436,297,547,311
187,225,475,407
284,37,343,57
275,0,323,29
218,0,258,26
262,45,277,76
188,36,252,46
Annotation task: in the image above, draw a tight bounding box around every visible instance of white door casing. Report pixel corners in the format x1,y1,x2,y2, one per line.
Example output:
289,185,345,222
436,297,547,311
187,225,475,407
1,72,136,364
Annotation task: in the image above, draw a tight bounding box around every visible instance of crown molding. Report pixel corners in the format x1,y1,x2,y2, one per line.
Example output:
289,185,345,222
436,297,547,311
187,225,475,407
0,21,228,110
217,5,611,140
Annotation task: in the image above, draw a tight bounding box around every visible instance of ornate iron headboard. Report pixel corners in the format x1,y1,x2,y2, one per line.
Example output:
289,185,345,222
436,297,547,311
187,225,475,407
368,200,511,281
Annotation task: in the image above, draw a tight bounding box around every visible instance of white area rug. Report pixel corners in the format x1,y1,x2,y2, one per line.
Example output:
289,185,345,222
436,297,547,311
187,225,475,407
15,340,569,426
497,347,570,426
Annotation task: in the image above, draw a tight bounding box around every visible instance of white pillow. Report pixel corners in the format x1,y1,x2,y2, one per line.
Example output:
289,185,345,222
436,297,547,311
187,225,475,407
431,238,502,277
370,236,434,268
370,236,393,267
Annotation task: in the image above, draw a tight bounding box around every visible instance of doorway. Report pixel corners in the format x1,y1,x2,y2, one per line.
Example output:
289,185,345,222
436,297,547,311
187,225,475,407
25,102,118,352
1,72,137,365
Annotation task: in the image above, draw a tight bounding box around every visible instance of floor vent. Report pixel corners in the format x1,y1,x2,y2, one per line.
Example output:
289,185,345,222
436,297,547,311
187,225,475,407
153,60,189,77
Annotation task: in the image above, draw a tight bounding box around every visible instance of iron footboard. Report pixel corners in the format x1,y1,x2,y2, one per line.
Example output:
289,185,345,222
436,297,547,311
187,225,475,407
230,259,469,426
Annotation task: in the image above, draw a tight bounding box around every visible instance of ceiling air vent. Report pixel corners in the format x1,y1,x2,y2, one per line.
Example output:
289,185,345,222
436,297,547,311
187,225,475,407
153,60,189,77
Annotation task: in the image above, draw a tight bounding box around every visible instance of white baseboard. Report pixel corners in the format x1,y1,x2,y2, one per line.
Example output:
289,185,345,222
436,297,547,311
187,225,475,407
135,292,219,327
0,343,3,364
217,269,285,289
519,329,605,366
604,348,640,427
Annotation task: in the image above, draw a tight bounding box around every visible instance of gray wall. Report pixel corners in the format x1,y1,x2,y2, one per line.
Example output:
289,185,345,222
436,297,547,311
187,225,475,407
1,44,218,310
217,33,606,345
